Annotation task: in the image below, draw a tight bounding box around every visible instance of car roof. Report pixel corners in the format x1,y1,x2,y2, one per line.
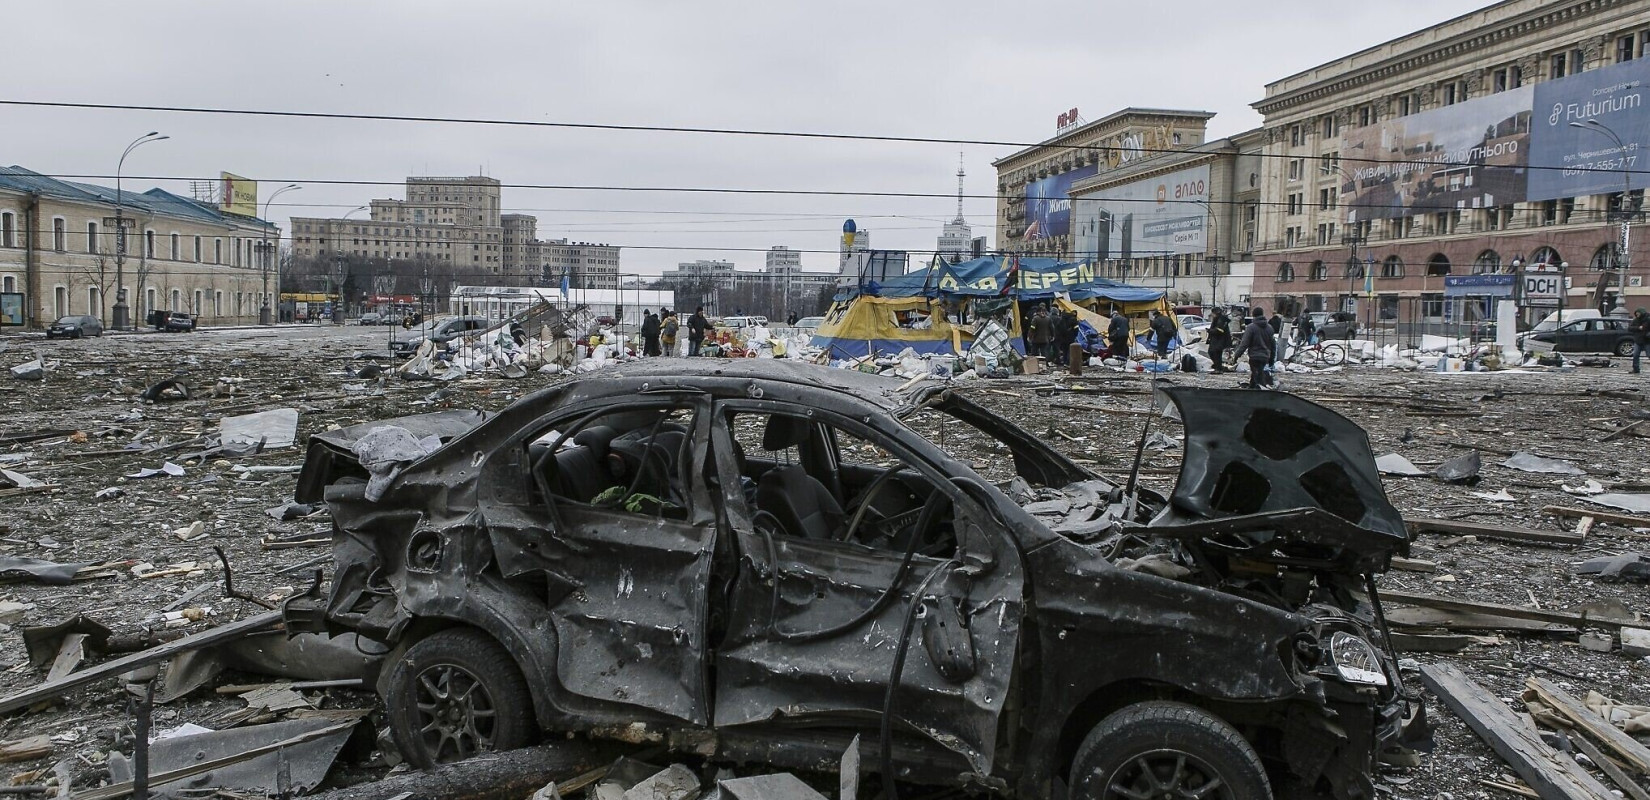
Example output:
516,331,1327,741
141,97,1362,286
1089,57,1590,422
554,360,909,410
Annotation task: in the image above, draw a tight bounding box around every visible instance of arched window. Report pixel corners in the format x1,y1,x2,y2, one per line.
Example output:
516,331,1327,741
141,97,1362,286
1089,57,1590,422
1277,262,1295,282
1382,256,1405,278
1470,250,1497,274
1345,258,1365,279
1309,260,1327,281
1589,244,1618,271
1530,246,1562,267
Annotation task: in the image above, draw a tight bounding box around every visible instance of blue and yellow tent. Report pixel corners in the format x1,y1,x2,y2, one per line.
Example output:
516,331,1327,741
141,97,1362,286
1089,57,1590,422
812,257,1167,359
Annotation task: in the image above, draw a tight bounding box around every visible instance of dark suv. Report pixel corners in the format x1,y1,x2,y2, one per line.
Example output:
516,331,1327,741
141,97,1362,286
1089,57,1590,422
287,362,1423,798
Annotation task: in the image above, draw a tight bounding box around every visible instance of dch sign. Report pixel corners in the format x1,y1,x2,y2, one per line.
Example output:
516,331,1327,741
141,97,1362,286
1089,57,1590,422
1521,268,1562,307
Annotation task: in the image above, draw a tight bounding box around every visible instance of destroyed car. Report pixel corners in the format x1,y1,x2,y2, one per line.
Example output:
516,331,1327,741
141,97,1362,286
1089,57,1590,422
287,361,1424,799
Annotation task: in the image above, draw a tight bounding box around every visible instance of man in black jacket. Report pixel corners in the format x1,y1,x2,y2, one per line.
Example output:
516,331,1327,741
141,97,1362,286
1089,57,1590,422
687,307,709,358
640,310,662,357
1148,310,1176,360
1268,311,1286,366
1631,307,1650,374
1027,305,1053,361
1106,308,1131,360
1206,308,1232,372
1052,309,1078,367
1233,308,1276,389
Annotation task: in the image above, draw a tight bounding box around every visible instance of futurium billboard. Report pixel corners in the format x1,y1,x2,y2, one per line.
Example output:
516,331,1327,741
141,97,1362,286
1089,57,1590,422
220,172,258,218
1071,164,1212,261
1528,57,1650,201
1024,164,1098,240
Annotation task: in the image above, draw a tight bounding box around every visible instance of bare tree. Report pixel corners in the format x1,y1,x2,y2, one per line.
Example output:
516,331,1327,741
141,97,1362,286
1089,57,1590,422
77,254,115,322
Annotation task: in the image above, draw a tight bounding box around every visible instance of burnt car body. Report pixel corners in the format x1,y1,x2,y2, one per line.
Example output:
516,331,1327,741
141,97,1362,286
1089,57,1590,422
286,361,1424,798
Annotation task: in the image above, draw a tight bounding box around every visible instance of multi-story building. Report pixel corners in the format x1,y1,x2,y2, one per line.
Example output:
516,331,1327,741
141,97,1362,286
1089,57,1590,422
543,239,621,289
838,228,871,271
659,257,837,317
291,176,508,280
993,108,1216,259
1248,0,1650,325
1,165,277,328
765,246,802,271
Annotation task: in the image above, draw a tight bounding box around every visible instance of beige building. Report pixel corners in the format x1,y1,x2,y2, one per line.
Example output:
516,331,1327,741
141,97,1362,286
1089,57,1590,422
1249,0,1650,322
1,165,277,329
993,108,1215,258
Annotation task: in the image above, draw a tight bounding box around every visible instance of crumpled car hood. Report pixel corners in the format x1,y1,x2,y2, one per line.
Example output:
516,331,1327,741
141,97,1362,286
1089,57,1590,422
1148,387,1409,572
294,409,490,503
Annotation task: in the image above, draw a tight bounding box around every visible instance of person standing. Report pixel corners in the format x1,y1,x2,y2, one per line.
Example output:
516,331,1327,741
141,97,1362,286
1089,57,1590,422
1148,310,1176,361
1295,313,1316,347
1052,309,1077,367
687,307,709,358
1207,308,1232,373
1107,307,1131,360
641,310,662,357
1268,310,1286,365
1027,305,1053,362
660,309,679,357
786,311,799,326
1630,307,1650,374
1233,308,1276,389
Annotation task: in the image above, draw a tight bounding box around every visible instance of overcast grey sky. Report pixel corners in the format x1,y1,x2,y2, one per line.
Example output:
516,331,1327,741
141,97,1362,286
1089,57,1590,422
6,0,1492,277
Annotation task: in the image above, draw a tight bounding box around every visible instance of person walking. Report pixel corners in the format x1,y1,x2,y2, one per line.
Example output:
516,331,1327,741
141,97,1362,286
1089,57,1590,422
1148,310,1176,361
1295,313,1316,347
641,310,662,357
1106,307,1131,361
1630,307,1650,374
1027,305,1053,362
1207,308,1232,372
687,307,709,358
1268,310,1286,365
1232,308,1276,389
660,309,679,357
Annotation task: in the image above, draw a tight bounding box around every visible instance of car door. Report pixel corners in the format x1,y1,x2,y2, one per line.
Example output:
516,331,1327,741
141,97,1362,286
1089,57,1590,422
479,392,718,725
708,399,1024,778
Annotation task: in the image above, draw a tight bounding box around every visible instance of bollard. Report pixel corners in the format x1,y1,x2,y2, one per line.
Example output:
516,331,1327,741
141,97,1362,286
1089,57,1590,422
1069,343,1084,375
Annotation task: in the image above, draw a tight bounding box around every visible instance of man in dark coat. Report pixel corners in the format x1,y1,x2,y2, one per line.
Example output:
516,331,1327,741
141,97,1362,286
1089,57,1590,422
1206,308,1233,372
1052,309,1078,367
1233,308,1276,389
640,310,662,357
1106,308,1131,360
1026,305,1053,361
1148,310,1177,361
1268,311,1286,365
687,307,709,358
1630,307,1650,374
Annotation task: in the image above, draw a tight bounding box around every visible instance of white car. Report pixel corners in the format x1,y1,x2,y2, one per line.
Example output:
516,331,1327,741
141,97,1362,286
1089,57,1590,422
793,316,824,331
1176,314,1209,332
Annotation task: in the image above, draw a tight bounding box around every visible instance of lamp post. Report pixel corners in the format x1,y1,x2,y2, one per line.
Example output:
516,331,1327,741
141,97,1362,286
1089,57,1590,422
1189,198,1221,308
1568,120,1635,314
259,184,300,325
112,132,167,330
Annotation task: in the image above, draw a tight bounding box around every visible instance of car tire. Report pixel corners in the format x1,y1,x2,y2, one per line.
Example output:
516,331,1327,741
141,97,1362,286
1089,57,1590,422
72,330,83,339
1069,701,1270,800
384,628,536,768
1616,339,1635,358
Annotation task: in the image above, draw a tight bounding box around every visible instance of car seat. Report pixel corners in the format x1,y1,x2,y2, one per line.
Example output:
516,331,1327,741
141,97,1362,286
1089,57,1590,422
753,415,843,540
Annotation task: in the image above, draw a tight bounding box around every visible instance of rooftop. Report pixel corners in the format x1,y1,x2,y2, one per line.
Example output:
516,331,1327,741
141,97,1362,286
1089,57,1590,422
0,165,274,230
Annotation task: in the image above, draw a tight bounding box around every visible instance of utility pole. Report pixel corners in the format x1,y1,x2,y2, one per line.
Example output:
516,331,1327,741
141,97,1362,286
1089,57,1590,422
1569,120,1635,313
113,132,167,330
260,184,300,324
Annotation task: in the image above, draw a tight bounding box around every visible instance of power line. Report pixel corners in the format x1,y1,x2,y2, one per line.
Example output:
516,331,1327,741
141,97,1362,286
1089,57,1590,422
5,98,1646,178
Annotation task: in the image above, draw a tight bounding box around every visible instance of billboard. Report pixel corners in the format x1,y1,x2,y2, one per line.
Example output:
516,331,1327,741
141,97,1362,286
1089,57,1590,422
1024,164,1097,240
1070,164,1211,261
220,172,258,217
0,292,23,326
1528,57,1650,202
1342,86,1532,221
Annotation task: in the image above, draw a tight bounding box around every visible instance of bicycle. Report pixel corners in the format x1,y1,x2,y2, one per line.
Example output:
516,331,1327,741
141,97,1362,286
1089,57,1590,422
1286,338,1347,368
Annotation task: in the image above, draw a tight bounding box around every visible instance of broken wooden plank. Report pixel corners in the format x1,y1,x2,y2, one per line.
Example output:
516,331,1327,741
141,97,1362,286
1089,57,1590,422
45,633,88,683
0,734,51,763
305,740,610,800
1405,517,1583,546
1570,734,1650,800
1388,631,1472,652
1574,516,1595,538
1420,663,1615,800
0,485,59,499
1525,677,1650,777
1382,591,1632,632
1390,556,1438,573
1602,420,1646,442
0,611,281,715
1543,505,1650,530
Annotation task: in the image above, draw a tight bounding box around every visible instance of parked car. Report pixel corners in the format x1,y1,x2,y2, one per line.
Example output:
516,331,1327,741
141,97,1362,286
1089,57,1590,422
1176,314,1209,332
793,315,824,331
162,312,196,332
717,315,769,330
358,313,383,326
44,315,103,339
392,315,490,355
1305,311,1357,339
285,361,1421,797
1523,315,1636,356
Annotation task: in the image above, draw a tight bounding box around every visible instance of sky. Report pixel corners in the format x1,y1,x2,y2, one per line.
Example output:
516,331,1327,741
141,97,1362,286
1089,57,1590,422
4,0,1495,278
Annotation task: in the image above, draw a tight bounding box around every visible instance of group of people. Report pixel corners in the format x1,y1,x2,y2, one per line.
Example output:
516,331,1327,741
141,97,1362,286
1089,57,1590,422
637,307,712,357
1024,305,1084,367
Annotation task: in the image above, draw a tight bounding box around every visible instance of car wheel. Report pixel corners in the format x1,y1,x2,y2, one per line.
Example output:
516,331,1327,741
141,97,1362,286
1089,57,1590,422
1616,339,1635,358
1069,701,1270,800
384,628,536,768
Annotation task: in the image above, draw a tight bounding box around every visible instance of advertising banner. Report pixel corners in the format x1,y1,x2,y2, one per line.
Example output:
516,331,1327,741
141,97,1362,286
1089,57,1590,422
1528,57,1650,202
1343,86,1532,221
1024,164,1098,240
0,292,23,326
220,172,258,217
1070,164,1211,261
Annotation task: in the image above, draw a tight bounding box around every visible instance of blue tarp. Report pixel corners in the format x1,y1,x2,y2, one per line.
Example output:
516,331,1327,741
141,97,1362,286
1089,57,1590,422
837,257,1165,303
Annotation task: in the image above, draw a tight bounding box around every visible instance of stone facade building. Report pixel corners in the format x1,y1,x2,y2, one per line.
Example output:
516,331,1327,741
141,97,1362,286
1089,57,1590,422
1248,0,1650,324
0,165,276,329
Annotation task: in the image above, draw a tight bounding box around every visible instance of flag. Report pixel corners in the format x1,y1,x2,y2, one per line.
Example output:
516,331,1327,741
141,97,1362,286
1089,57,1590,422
560,269,570,299
1000,256,1020,296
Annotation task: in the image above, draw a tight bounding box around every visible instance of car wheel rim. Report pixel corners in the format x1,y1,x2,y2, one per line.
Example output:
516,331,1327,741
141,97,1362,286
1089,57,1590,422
1101,750,1235,800
412,663,498,763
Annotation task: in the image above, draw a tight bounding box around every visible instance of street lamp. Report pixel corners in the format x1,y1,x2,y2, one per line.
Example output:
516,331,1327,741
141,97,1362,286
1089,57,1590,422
260,184,300,325
112,132,168,330
1568,120,1635,314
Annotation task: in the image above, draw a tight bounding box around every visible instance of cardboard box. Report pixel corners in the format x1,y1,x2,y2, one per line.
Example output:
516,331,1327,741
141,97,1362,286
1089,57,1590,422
1022,356,1042,374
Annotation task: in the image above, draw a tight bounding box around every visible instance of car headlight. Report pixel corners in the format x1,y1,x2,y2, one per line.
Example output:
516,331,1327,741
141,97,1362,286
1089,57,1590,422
1328,632,1388,687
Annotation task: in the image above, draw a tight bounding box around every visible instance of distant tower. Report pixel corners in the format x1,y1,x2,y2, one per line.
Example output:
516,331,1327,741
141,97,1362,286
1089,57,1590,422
937,151,973,262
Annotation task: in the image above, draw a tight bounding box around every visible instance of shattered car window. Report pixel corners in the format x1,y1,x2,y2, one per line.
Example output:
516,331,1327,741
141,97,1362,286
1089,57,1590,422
525,405,696,519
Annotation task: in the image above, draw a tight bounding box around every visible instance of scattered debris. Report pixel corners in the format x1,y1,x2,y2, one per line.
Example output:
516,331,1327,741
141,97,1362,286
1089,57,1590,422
1501,452,1587,475
1583,492,1650,515
0,556,93,586
126,462,185,479
1576,552,1650,582
1375,452,1427,476
220,407,300,452
140,379,189,403
1432,450,1482,484
10,359,45,381
1405,517,1583,546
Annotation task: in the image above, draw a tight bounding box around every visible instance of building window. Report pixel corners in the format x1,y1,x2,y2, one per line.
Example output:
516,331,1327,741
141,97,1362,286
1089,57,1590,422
1590,243,1618,271
1572,47,1587,73
144,230,154,258
0,212,13,248
1442,80,1468,105
1470,250,1498,274
1316,223,1336,246
1356,105,1376,127
87,222,99,254
145,287,156,317
170,233,180,260
54,286,68,317
1,275,12,293
215,238,223,263
1320,115,1337,138
53,218,65,251
1287,159,1304,181
194,236,202,262
1318,187,1337,210
88,287,100,317
1309,260,1328,281
1277,262,1295,282
1285,226,1302,248
1289,125,1303,147
1551,52,1569,79
1619,34,1636,63
1531,246,1563,267
1398,93,1418,116
1287,193,1303,214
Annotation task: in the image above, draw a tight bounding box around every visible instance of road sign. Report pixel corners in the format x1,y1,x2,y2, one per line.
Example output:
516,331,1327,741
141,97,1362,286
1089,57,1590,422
1521,269,1561,307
